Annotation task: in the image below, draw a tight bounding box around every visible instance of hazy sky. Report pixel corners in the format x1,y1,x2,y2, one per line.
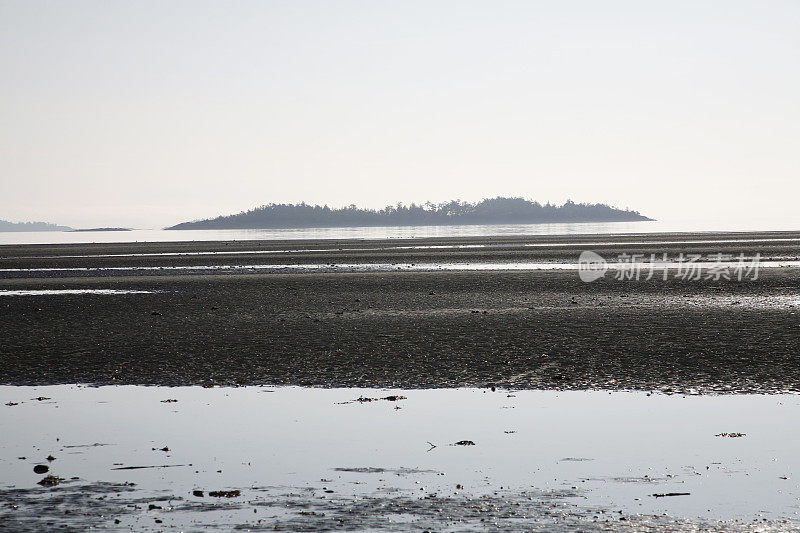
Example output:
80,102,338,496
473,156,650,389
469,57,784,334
1,1,798,228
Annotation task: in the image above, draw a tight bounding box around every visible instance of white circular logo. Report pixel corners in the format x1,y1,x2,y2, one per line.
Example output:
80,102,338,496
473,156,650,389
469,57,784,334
578,250,607,282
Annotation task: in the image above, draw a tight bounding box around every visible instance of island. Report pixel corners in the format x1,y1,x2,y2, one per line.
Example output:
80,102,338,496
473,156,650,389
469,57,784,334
166,197,652,230
0,220,72,232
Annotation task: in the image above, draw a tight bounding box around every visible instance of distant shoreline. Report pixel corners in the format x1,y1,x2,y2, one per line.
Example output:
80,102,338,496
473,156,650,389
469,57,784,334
71,228,132,232
0,221,72,232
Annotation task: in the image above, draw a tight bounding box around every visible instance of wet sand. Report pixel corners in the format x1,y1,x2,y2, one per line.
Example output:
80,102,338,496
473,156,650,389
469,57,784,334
1,230,799,270
1,231,798,392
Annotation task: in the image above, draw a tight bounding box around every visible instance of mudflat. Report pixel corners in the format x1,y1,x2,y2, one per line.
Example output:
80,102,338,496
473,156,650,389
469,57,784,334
1,231,798,392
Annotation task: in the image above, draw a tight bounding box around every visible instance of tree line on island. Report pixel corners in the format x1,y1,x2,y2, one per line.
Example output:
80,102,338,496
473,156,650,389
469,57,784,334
167,197,651,230
0,220,134,232
0,220,72,232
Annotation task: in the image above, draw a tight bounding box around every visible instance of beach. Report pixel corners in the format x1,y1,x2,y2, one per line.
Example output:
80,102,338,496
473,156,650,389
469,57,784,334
2,232,800,531
1,231,798,392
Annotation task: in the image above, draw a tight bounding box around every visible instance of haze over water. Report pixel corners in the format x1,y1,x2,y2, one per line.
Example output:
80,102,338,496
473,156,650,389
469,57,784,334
2,2,798,229
0,218,797,246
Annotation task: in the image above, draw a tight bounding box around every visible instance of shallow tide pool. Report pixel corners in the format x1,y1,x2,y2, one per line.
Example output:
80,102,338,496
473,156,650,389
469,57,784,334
1,386,798,531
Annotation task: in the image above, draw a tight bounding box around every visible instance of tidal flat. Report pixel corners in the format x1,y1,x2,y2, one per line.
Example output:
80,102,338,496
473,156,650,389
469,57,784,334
1,232,799,530
1,232,799,391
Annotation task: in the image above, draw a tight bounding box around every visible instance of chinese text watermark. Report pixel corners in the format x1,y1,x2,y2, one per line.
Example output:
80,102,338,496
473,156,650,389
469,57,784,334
578,251,761,282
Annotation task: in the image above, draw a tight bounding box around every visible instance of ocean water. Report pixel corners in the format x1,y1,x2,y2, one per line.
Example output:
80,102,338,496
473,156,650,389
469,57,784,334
1,218,799,245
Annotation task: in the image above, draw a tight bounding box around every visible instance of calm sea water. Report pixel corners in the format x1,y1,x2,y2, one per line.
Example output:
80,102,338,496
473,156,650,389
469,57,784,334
1,218,798,245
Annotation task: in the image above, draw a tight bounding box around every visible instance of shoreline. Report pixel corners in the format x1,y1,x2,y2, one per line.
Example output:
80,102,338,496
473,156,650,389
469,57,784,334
1,230,797,270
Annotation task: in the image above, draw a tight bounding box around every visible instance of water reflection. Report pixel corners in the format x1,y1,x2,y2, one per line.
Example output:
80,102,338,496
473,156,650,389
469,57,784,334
3,259,799,276
1,385,799,528
0,289,155,296
2,218,800,245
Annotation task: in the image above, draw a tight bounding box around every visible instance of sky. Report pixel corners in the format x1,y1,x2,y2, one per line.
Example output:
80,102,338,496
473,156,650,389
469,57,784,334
1,0,798,229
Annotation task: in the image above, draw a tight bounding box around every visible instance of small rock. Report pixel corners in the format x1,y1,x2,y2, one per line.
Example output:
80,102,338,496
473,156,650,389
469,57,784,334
193,490,204,497
46,455,56,462
208,490,240,498
33,465,49,474
37,475,64,487
454,440,476,446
